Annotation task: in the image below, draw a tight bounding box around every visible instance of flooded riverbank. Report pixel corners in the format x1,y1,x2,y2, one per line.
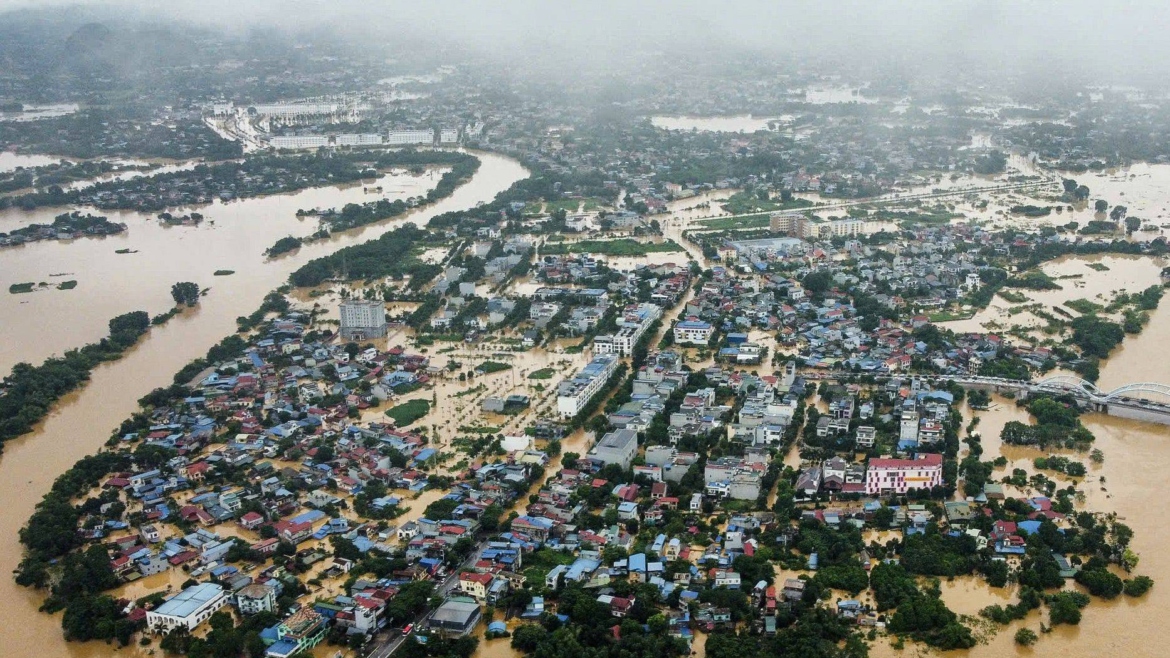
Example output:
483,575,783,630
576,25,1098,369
0,150,528,658
0,151,63,172
874,297,1170,657
0,154,517,375
940,253,1167,334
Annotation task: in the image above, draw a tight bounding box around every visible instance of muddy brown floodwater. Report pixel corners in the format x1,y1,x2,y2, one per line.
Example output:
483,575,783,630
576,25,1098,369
0,150,527,658
872,290,1170,657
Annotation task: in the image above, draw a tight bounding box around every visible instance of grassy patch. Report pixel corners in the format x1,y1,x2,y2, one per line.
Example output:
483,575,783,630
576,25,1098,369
545,198,584,214
9,282,35,294
528,368,556,380
1086,262,1111,272
384,399,431,427
476,361,512,374
996,289,1029,304
213,270,235,276
542,238,684,256
696,214,772,230
720,192,813,215
522,548,577,587
929,310,974,322
56,280,78,290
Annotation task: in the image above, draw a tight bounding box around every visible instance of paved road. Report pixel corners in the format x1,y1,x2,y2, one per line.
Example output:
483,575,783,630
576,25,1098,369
368,539,489,658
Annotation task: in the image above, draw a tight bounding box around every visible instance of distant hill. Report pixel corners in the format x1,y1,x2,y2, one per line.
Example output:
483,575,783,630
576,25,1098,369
55,21,200,82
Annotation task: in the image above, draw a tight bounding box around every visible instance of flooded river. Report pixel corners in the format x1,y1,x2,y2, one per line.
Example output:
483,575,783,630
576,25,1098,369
0,155,518,375
0,151,63,172
873,289,1170,657
0,150,527,658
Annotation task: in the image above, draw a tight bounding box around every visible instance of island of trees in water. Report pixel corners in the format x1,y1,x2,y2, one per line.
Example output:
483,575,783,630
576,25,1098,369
0,211,125,247
1,149,479,214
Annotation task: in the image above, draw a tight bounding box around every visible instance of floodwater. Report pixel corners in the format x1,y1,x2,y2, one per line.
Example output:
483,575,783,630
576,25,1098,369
650,115,790,133
0,150,528,658
0,160,505,375
802,87,876,104
940,254,1166,334
0,103,80,122
0,151,63,172
873,299,1170,657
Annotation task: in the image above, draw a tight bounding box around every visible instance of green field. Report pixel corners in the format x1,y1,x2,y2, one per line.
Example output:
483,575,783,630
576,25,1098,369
384,399,431,427
528,368,556,380
928,310,974,322
720,192,814,215
696,214,772,230
542,238,684,256
56,280,78,290
476,361,512,374
9,282,35,294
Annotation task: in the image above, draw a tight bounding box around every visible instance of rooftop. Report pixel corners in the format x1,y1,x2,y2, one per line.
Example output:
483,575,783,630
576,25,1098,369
153,582,224,619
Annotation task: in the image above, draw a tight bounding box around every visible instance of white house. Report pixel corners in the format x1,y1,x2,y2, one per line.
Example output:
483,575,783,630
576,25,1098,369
146,583,229,634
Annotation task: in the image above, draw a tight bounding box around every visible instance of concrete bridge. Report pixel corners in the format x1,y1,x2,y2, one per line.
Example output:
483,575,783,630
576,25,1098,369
812,372,1170,426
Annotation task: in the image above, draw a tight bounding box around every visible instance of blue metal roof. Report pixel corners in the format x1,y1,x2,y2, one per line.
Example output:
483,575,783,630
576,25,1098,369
154,583,224,619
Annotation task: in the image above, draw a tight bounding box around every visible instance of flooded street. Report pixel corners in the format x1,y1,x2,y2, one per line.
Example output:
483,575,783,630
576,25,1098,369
0,150,527,658
3,150,1170,658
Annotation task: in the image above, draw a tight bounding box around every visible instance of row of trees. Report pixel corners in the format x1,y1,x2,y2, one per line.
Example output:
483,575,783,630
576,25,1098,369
0,311,150,445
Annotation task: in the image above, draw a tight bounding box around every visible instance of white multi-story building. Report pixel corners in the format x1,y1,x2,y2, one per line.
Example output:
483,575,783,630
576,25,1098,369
439,128,459,144
556,354,620,417
235,583,277,615
771,212,865,240
386,129,435,145
251,103,340,117
673,319,714,345
339,300,388,340
335,133,384,146
864,453,943,496
270,135,330,149
146,583,229,634
589,428,639,469
593,303,662,356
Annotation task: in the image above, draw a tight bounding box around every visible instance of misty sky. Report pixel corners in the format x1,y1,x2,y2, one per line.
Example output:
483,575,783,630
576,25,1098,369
4,1,1170,83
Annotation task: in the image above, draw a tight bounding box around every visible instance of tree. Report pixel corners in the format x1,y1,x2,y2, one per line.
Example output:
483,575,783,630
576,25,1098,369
1075,568,1123,599
1047,591,1089,625
1014,628,1038,646
1125,216,1142,234
1094,199,1108,213
1124,575,1154,597
171,281,201,306
802,271,833,295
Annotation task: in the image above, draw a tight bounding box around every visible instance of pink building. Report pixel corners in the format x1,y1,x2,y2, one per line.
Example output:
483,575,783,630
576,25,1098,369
864,453,943,496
